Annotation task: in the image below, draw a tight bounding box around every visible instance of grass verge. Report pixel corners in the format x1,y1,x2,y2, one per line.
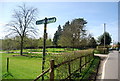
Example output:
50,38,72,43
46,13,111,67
82,56,100,80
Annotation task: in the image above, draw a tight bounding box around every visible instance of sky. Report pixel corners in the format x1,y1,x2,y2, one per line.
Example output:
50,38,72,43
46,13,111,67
0,1,118,43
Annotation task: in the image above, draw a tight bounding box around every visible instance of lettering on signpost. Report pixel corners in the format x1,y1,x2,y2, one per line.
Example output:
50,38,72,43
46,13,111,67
36,19,45,25
36,17,56,25
47,17,56,24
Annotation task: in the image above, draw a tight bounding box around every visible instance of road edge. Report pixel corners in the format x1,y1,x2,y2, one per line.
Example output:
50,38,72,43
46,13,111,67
101,54,109,79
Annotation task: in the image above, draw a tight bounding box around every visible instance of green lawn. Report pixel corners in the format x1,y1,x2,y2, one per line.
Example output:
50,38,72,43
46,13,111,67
2,53,42,79
2,47,79,79
6,48,79,53
1,48,97,80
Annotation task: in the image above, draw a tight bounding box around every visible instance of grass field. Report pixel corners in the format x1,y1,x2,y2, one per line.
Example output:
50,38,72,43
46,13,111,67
1,48,71,79
2,53,43,79
1,48,78,79
6,48,79,53
1,48,99,80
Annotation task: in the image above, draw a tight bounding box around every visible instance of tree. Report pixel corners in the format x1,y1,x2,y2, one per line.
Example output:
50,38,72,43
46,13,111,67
23,36,39,48
117,42,120,50
84,34,97,48
2,38,13,50
53,25,62,46
98,32,112,45
88,37,97,48
2,36,20,50
6,4,38,55
59,18,87,47
118,42,120,47
63,21,70,31
38,37,53,47
46,39,53,46
79,38,88,48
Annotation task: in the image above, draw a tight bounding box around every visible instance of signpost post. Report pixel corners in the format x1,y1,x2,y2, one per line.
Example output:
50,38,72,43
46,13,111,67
36,17,56,81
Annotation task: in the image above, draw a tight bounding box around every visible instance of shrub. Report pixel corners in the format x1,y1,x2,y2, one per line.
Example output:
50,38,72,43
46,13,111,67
49,49,94,79
95,47,109,54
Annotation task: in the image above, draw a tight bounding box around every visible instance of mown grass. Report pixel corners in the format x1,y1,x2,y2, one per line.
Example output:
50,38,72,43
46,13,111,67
2,52,59,79
2,53,43,79
4,48,79,53
1,48,96,80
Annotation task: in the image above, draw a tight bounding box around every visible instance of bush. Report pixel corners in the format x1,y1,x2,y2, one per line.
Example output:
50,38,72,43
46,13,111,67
95,48,108,54
49,49,94,79
94,50,100,54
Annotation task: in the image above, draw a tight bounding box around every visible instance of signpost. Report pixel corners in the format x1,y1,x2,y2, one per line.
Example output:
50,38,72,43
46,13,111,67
36,17,56,25
36,19,45,25
36,17,56,81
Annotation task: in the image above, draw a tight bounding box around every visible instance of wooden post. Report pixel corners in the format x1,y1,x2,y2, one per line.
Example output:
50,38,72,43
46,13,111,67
42,17,47,81
68,62,71,80
80,57,82,73
7,57,9,73
87,55,88,63
85,56,87,67
89,54,90,62
92,51,94,58
85,56,86,67
50,59,54,81
86,56,88,66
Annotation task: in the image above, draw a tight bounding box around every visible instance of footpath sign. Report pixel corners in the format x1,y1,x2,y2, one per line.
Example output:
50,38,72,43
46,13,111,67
36,17,56,81
36,17,56,25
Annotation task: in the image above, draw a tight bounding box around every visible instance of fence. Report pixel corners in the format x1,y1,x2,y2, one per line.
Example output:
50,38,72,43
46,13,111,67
34,53,94,81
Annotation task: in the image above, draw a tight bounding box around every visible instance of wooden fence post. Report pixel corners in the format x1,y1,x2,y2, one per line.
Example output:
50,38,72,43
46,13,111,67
85,56,86,67
68,62,71,80
92,51,94,58
89,54,90,62
50,59,54,81
7,57,9,73
86,55,88,66
79,57,82,73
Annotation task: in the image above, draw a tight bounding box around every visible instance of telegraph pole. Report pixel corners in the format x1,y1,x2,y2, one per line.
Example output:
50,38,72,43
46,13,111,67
104,23,106,54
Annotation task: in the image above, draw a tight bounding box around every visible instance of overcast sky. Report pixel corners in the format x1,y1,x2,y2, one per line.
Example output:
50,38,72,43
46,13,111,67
0,2,118,43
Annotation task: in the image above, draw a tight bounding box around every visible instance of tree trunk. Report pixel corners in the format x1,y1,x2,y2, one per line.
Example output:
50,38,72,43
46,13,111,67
20,37,24,55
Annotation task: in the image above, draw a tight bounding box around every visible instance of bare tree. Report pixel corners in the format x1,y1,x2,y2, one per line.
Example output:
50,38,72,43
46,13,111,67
6,4,38,55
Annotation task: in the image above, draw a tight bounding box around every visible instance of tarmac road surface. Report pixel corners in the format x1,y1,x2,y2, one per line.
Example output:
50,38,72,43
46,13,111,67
103,51,119,81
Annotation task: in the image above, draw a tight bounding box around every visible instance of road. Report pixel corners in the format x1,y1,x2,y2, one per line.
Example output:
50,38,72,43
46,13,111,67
102,51,119,81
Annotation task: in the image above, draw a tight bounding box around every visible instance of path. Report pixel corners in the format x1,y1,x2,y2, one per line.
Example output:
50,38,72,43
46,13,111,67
102,51,119,81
